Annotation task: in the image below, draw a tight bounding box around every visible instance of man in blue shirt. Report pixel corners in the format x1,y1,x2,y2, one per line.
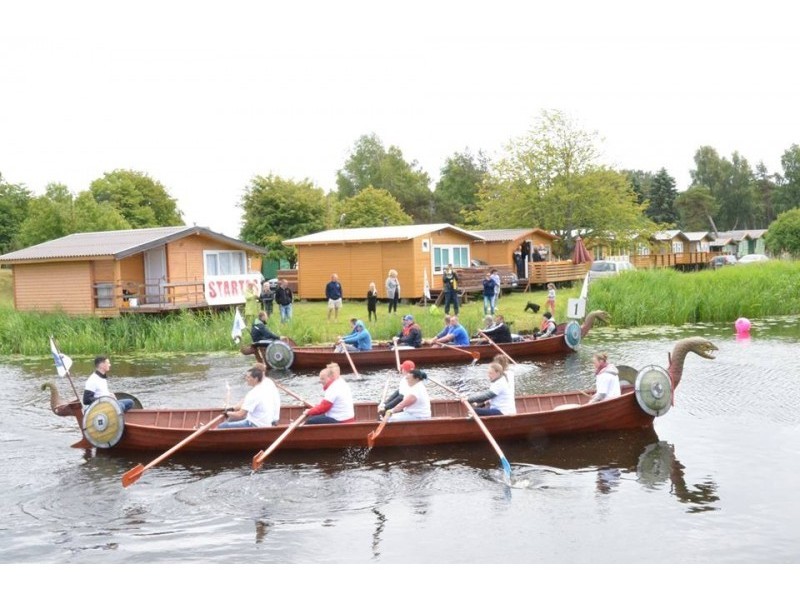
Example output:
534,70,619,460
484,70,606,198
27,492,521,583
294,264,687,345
325,273,343,321
432,315,470,346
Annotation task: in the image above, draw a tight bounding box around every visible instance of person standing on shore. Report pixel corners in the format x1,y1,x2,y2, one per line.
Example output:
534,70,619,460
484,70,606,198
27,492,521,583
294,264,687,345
275,279,293,323
385,269,400,314
326,273,343,321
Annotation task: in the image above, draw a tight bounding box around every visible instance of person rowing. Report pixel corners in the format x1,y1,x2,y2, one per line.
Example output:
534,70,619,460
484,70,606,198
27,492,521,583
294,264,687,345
379,360,416,417
304,363,355,424
387,369,431,421
430,315,470,347
466,361,516,416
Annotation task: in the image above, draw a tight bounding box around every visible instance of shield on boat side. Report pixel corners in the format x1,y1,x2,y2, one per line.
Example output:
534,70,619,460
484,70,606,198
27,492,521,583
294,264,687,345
266,341,295,370
82,397,125,448
115,392,143,409
564,320,582,349
634,365,673,417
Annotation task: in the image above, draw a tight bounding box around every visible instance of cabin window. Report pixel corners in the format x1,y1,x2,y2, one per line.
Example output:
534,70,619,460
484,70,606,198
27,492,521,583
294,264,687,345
433,245,470,273
672,241,684,253
204,250,246,276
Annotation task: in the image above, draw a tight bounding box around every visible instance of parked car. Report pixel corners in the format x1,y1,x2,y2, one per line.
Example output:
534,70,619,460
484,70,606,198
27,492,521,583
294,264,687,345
709,255,737,269
587,259,635,282
737,254,769,264
470,258,519,288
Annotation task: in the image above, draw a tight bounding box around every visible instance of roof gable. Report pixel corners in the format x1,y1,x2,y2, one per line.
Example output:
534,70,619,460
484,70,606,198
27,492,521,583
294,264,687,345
284,223,485,245
0,226,268,263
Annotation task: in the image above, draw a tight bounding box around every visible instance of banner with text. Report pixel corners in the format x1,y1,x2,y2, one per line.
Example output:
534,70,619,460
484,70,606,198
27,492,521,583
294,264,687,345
204,274,263,306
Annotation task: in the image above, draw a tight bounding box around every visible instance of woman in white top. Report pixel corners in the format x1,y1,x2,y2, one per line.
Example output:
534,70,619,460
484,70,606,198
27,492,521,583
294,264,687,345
385,269,401,314
468,362,516,416
388,369,431,421
589,352,621,403
219,364,280,428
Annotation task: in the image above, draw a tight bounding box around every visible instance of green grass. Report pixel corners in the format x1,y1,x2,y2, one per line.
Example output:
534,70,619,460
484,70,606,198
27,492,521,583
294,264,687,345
4,259,798,357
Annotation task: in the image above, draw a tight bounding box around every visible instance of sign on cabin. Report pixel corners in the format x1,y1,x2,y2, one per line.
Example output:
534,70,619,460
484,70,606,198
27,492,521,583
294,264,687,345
205,274,263,305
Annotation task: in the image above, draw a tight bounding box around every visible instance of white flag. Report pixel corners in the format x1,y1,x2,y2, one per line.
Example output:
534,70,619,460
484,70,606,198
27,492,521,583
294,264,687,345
231,307,246,342
423,268,431,300
49,337,72,377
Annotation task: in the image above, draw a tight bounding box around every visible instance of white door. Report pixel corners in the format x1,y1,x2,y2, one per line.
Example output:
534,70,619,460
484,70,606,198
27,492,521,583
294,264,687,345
144,247,167,304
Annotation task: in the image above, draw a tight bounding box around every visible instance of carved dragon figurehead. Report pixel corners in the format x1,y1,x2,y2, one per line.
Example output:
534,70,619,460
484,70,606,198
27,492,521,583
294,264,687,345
581,309,610,336
668,337,718,388
42,382,82,418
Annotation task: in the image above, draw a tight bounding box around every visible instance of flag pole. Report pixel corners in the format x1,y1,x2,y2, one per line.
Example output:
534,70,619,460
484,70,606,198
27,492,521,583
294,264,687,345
50,336,80,402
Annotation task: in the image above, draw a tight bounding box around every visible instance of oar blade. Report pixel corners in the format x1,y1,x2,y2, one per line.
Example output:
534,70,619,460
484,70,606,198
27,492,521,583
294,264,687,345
251,450,266,471
500,457,513,481
367,431,378,449
121,464,145,488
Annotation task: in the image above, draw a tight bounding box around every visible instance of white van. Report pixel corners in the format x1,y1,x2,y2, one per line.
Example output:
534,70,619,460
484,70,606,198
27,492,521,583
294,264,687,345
587,259,635,282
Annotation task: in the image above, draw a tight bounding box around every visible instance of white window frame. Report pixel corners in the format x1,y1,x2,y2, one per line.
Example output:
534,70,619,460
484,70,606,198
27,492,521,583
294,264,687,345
203,249,247,276
432,244,470,274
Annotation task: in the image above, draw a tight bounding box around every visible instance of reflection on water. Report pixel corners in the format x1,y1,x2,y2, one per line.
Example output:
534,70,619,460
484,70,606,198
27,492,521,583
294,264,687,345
2,317,799,562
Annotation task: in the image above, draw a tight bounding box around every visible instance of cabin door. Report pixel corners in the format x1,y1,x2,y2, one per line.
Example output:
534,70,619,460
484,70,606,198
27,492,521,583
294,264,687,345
144,247,167,304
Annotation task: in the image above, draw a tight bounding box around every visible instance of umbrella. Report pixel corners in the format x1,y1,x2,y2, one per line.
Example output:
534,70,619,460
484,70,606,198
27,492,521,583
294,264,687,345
572,236,592,265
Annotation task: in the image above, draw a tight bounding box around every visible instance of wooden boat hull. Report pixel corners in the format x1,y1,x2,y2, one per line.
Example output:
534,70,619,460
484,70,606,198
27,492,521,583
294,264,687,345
75,388,654,453
281,334,572,371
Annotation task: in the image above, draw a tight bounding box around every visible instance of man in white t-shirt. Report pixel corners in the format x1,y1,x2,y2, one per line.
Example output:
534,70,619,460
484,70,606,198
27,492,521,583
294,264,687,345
82,356,134,412
305,363,355,424
219,366,280,428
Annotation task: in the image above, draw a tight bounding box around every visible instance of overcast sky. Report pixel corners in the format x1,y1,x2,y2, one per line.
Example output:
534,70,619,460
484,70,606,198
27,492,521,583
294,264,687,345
2,1,797,237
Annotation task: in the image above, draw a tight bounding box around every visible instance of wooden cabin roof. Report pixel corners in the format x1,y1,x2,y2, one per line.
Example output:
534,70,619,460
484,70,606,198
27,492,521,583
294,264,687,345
683,231,714,242
284,223,484,246
470,228,558,242
0,226,268,263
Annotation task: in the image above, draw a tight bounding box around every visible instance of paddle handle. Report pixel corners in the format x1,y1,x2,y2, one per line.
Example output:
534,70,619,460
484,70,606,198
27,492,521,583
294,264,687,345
434,340,480,361
340,343,362,380
394,342,401,373
479,332,519,365
274,381,314,408
252,413,308,470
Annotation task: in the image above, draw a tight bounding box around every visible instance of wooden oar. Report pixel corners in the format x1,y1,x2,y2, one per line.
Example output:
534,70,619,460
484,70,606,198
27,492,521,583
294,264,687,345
479,332,519,366
367,378,393,448
394,341,401,373
274,380,314,408
251,413,308,470
122,413,226,487
339,342,362,380
428,378,512,481
433,340,480,364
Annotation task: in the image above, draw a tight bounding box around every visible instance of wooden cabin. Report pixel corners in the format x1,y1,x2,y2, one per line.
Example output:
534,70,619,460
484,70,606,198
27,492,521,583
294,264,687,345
714,230,768,257
0,226,268,316
283,224,485,300
469,228,558,266
683,231,714,253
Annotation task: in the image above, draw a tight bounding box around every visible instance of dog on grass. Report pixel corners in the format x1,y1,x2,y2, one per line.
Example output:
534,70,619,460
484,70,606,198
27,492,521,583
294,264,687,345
524,301,540,313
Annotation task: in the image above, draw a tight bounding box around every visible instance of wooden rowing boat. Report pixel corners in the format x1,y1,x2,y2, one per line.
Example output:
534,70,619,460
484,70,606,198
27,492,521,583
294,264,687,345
47,337,716,453
248,310,610,371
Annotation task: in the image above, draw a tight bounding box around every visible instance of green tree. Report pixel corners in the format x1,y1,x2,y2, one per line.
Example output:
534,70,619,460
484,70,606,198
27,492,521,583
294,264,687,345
753,162,778,227
774,144,800,215
15,184,130,248
341,187,413,228
0,173,32,253
336,133,434,222
675,186,719,231
623,169,653,206
474,110,654,254
434,149,489,225
764,207,800,257
239,175,327,267
87,170,184,228
690,147,756,229
644,168,679,225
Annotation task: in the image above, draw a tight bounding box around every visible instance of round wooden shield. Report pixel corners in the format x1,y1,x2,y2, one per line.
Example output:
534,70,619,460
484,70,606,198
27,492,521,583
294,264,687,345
115,392,143,409
266,341,294,370
564,320,582,349
82,397,125,448
634,365,673,417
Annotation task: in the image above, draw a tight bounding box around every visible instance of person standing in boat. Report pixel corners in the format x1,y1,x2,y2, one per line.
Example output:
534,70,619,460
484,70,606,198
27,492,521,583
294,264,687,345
305,363,355,424
467,361,516,416
385,269,401,315
432,315,470,346
83,356,134,412
218,364,280,428
588,352,621,403
337,319,372,352
387,368,432,421
393,314,423,348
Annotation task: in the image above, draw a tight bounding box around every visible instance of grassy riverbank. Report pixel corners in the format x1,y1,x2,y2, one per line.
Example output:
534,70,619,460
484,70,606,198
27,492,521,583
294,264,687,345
1,261,798,357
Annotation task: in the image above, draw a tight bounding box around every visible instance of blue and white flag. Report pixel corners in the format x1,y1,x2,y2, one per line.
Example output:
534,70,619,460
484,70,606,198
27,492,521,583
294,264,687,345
49,337,72,377
231,307,246,342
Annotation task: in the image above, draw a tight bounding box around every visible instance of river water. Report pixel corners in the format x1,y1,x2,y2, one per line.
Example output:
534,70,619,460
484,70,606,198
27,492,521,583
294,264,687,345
1,317,799,565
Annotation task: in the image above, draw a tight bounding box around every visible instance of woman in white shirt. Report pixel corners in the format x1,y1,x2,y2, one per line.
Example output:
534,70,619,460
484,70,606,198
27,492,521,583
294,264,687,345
468,362,516,416
589,352,621,403
388,369,431,421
